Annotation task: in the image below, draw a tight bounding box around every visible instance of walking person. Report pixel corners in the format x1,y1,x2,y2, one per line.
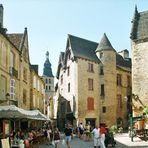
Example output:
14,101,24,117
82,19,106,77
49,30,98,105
91,125,100,148
47,126,53,145
100,124,106,148
64,123,73,148
79,122,84,139
53,127,60,148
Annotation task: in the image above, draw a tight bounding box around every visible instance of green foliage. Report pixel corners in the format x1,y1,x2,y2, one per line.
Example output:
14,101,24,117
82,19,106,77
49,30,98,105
109,125,117,134
143,106,148,115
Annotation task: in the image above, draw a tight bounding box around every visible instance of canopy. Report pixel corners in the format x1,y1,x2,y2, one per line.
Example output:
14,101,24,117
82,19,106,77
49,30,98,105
0,105,49,121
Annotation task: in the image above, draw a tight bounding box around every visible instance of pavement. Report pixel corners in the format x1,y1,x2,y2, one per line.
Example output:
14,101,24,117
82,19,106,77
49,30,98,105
35,133,148,148
114,133,148,148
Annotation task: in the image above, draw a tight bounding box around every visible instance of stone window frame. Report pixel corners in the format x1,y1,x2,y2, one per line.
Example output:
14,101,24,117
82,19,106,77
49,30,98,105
88,78,94,91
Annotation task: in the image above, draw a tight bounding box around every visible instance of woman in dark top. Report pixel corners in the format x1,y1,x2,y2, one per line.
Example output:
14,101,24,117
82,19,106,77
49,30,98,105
53,127,60,148
64,124,73,148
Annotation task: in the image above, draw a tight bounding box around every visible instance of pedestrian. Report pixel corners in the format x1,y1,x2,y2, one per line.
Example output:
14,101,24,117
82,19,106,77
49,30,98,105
47,126,53,145
100,124,107,148
64,123,73,148
52,127,60,148
91,125,100,148
79,122,84,139
84,122,91,141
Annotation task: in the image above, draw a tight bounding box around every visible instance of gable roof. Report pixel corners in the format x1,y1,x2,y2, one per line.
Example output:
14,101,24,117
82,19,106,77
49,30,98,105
68,34,100,63
7,33,23,50
131,6,148,40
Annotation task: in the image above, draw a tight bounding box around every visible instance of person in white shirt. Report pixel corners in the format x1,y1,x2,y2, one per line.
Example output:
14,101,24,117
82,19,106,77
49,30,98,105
91,125,100,148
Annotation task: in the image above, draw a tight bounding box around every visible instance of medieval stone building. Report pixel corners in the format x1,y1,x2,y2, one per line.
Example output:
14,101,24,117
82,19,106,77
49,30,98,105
56,33,131,130
131,6,148,116
0,4,46,135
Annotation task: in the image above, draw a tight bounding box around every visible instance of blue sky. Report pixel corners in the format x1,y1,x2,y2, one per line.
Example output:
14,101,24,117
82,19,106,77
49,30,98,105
1,0,148,76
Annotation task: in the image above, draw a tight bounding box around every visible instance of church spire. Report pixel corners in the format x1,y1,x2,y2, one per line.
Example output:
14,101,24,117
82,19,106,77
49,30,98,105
43,51,54,77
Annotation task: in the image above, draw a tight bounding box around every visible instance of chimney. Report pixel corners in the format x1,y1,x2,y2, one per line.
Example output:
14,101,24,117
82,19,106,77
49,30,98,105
118,49,129,59
0,4,3,28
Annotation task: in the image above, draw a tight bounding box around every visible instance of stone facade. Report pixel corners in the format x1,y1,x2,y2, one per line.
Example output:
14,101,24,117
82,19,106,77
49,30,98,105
0,5,46,134
56,34,132,130
131,7,148,116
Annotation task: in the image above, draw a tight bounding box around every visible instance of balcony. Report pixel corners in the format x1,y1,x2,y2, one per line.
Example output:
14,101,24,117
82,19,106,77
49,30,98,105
9,67,18,78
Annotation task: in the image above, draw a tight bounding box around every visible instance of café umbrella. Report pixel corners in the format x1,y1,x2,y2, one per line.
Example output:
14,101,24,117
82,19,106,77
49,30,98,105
0,105,48,120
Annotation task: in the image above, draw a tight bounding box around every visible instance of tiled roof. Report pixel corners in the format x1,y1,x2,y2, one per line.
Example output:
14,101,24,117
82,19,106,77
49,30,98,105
7,33,23,50
131,6,148,40
68,34,100,63
96,33,115,52
116,54,131,68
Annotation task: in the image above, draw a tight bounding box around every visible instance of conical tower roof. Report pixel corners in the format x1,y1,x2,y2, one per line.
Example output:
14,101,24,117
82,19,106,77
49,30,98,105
95,33,115,52
43,51,54,77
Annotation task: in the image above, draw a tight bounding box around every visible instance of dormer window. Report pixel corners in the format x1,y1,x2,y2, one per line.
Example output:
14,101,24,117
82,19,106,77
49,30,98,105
100,52,103,58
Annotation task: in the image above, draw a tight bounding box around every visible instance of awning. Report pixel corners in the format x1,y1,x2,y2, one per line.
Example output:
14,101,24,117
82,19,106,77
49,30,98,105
0,105,49,121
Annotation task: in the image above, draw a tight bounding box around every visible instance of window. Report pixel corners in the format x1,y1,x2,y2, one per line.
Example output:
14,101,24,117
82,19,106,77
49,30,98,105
33,94,35,107
61,75,63,84
68,83,70,92
46,85,48,91
88,63,94,72
1,42,7,67
1,75,7,100
102,106,106,113
49,79,51,84
45,78,48,84
67,67,70,76
88,78,93,90
117,94,122,110
10,79,15,100
49,86,51,90
37,80,40,91
23,68,27,81
100,66,104,75
10,51,15,67
33,76,36,88
117,74,122,86
87,97,94,110
23,89,27,104
100,84,105,96
100,52,103,58
127,76,131,87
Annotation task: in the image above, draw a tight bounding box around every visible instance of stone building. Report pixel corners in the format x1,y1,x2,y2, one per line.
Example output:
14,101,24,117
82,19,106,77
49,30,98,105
0,4,46,135
30,65,45,113
56,33,131,130
131,6,148,116
42,51,55,122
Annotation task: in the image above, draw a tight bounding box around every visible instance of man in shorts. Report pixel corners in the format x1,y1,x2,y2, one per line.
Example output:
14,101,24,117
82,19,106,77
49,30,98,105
64,123,73,148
